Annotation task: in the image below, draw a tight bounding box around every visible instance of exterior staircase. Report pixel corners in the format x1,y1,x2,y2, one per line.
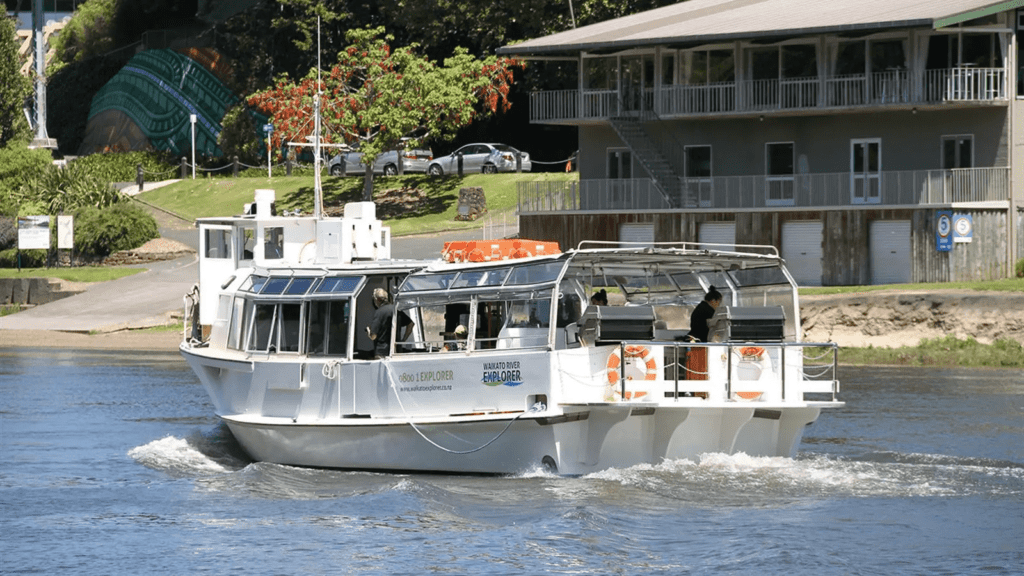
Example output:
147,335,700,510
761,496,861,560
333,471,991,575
609,115,691,208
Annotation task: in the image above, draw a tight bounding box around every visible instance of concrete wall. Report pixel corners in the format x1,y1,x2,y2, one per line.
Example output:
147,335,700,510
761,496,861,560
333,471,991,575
0,278,83,306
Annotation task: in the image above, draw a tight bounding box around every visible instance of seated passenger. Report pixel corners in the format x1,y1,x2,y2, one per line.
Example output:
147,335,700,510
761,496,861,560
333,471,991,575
590,289,608,306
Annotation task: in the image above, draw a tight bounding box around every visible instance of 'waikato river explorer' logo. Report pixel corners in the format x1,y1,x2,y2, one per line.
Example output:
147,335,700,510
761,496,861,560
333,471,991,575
481,360,523,387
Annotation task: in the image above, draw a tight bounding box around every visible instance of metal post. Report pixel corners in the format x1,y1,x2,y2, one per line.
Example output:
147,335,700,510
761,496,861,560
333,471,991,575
516,152,522,173
726,344,732,400
233,156,238,178
619,341,626,401
135,163,144,192
190,114,197,180
673,344,679,401
780,345,786,401
457,152,464,177
180,157,187,180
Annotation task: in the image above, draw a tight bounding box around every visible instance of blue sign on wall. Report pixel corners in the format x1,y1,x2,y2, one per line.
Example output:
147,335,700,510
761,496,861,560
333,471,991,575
936,211,952,252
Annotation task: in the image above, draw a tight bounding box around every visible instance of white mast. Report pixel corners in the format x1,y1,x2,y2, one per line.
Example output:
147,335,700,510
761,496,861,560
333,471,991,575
313,16,323,220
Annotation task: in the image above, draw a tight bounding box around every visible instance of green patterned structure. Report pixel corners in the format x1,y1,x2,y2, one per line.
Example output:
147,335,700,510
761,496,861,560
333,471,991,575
86,49,238,157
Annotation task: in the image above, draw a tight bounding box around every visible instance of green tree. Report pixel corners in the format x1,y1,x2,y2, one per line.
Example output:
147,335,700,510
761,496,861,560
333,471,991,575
248,27,522,200
47,0,118,75
1,15,32,148
218,104,263,165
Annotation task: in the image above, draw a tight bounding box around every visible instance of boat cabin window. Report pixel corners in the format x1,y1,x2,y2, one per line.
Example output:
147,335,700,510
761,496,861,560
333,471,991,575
225,274,365,357
264,227,284,259
205,229,231,259
239,226,255,261
306,300,349,356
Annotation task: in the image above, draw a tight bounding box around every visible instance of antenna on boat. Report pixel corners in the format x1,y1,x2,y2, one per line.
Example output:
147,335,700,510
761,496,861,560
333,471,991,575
313,16,323,220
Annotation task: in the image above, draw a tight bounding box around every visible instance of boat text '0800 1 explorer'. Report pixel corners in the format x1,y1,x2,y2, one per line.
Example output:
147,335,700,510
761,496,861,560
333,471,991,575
180,191,842,475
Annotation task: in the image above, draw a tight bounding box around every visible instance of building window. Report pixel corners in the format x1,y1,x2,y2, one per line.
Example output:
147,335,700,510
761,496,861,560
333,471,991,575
765,142,795,205
851,138,882,204
608,149,632,179
684,146,712,207
941,135,973,169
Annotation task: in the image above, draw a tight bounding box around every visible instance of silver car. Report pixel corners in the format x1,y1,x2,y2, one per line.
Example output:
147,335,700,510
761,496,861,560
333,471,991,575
328,148,433,176
426,143,531,176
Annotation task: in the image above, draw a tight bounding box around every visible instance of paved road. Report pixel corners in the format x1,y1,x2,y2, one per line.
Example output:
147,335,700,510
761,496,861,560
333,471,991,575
1,207,505,333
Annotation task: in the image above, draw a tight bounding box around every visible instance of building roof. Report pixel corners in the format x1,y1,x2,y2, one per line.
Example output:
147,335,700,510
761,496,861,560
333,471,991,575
498,0,1018,57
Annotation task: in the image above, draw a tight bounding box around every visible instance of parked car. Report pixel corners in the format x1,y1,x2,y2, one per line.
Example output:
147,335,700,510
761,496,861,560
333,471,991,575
328,148,433,176
426,143,531,176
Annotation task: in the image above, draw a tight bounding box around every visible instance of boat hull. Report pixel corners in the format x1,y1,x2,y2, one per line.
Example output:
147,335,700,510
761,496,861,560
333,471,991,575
219,403,823,476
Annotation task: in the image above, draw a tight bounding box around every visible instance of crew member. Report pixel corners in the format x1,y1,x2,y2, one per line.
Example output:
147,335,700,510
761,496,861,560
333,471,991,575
686,286,723,342
367,288,414,357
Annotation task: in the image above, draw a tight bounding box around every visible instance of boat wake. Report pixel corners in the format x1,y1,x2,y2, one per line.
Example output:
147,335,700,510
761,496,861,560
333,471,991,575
584,451,1024,501
128,426,251,477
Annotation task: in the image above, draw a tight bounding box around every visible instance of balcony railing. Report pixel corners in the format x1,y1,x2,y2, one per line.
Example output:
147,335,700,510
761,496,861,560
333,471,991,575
530,67,1007,123
518,167,1009,213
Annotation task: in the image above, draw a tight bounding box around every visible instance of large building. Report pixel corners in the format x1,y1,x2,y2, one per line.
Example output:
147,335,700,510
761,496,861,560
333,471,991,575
500,0,1024,285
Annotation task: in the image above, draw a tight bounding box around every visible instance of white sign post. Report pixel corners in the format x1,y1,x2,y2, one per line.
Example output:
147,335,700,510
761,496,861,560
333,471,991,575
57,215,74,267
264,124,274,178
17,215,49,271
190,113,197,180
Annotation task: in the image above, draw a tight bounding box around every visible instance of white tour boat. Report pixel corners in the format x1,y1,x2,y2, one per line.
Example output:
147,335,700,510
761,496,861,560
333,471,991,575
179,191,843,475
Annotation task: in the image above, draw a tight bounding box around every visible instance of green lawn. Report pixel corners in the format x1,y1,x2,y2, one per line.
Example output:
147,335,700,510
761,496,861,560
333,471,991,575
0,267,144,282
838,335,1024,367
138,171,577,236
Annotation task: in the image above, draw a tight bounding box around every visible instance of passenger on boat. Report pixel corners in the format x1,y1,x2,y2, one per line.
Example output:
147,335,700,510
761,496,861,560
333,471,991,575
590,289,608,306
367,288,414,357
685,286,723,342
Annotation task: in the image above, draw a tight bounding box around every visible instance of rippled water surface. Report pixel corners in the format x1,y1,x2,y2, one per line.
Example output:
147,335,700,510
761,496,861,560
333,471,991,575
2,350,1022,574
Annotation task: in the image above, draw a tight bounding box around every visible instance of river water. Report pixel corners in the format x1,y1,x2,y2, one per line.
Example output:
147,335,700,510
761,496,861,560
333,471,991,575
2,349,1021,575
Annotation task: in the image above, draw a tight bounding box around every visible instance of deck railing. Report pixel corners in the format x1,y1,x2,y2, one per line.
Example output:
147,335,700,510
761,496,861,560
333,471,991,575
530,67,1007,122
518,167,1009,212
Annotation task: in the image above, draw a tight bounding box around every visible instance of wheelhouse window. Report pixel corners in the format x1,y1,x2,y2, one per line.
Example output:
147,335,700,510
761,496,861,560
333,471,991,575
204,229,230,259
765,142,795,205
264,226,284,259
239,226,255,260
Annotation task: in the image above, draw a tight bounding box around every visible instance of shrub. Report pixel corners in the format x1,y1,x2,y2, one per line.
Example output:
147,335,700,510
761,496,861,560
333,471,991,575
0,143,52,193
20,162,125,214
70,151,177,183
1016,258,1024,279
73,202,158,257
0,248,48,268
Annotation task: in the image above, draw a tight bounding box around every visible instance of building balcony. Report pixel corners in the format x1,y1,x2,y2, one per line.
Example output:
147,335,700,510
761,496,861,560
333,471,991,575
517,167,1009,213
529,67,1008,124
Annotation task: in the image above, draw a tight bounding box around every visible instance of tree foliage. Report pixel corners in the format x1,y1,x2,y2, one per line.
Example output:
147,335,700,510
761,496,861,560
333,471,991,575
218,104,263,165
1,15,31,148
47,0,118,74
247,27,522,198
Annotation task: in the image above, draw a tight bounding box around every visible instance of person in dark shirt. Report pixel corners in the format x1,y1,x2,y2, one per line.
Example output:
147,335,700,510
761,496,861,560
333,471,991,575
367,288,413,357
686,286,723,342
590,289,608,306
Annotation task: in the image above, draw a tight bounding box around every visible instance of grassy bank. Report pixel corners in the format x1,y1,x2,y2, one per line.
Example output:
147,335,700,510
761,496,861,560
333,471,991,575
138,172,577,236
0,267,144,282
837,335,1024,368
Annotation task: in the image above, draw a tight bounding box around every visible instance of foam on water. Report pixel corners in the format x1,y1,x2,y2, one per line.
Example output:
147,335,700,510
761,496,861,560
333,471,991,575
583,451,1021,499
128,435,232,476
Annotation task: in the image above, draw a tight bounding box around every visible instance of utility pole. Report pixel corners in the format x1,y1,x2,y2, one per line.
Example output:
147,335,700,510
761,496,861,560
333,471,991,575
28,0,57,151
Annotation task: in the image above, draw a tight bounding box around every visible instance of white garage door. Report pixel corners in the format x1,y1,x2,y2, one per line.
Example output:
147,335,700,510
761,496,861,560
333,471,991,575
782,221,823,286
699,222,736,248
620,223,654,247
870,220,911,284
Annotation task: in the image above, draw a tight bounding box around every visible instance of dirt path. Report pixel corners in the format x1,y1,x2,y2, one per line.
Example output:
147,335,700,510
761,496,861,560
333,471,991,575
801,289,1024,347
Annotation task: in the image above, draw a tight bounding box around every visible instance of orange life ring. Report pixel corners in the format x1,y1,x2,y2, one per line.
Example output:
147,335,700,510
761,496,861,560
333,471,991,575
467,248,486,262
738,346,765,359
607,345,658,385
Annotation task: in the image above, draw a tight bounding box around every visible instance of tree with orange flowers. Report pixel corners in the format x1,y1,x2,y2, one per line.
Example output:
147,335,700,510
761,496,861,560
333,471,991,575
247,27,523,200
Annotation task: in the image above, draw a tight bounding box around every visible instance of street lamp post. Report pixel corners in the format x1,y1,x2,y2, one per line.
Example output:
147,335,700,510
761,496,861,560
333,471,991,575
190,114,197,179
